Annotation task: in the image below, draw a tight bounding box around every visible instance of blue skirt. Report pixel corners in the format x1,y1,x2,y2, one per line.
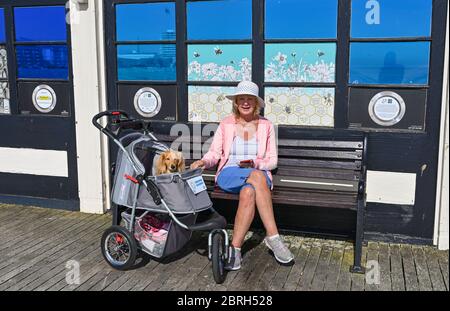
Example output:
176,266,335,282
216,166,272,194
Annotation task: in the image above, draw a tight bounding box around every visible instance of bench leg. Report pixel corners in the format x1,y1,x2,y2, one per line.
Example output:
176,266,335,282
350,195,366,274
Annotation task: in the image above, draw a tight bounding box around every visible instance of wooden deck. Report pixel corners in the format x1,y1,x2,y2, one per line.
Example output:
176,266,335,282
0,203,448,291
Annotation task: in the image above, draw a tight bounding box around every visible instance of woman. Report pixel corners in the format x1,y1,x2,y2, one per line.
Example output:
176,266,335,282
191,81,294,270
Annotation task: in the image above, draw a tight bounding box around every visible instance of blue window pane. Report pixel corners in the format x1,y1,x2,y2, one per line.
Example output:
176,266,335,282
351,0,432,38
265,43,336,83
0,9,5,43
117,45,176,81
188,44,252,82
16,45,68,79
116,3,175,42
349,42,430,85
15,6,67,42
187,0,252,40
265,0,338,39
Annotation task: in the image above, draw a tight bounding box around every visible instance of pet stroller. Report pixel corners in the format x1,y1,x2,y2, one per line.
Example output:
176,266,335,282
92,110,229,284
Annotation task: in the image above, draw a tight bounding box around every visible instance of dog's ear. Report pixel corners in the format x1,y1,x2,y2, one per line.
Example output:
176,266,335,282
177,152,185,171
156,152,166,175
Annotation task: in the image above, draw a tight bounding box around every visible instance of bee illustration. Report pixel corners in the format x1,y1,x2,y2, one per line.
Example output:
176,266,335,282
323,93,333,106
284,105,292,114
217,94,226,102
214,46,223,55
230,60,235,65
268,96,275,104
317,50,325,57
194,52,200,58
291,52,296,58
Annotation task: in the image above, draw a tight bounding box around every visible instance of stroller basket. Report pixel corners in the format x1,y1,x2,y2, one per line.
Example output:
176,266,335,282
111,133,213,214
122,211,197,258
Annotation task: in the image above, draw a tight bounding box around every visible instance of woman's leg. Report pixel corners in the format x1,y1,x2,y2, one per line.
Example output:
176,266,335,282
231,186,256,248
246,170,278,237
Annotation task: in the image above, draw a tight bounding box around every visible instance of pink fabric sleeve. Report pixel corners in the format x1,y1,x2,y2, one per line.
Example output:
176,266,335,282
254,122,278,171
201,122,223,169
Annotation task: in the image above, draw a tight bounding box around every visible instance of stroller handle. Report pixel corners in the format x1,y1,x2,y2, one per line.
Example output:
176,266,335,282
92,110,151,140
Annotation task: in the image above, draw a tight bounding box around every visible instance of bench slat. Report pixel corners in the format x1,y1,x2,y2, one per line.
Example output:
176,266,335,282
278,139,364,149
211,189,357,210
277,148,363,160
274,167,360,181
278,158,362,171
273,176,358,192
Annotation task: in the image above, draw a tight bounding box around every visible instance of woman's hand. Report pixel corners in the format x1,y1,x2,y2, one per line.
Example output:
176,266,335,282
190,160,205,170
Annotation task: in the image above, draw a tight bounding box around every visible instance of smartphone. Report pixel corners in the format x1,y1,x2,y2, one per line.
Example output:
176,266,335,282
239,159,254,168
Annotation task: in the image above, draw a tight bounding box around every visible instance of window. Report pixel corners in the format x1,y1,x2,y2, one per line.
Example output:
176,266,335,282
351,0,432,39
187,0,252,40
0,8,9,114
116,2,176,81
264,0,338,127
14,6,69,80
349,42,430,85
186,0,252,122
265,0,338,39
349,0,432,86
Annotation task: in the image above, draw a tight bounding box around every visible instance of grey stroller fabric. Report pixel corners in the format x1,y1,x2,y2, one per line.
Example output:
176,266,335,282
111,133,213,214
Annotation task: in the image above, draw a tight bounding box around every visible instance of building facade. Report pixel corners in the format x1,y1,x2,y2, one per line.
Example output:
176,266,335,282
0,0,448,250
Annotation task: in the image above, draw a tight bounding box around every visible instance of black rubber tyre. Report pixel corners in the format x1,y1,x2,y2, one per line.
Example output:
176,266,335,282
101,225,138,271
211,232,226,284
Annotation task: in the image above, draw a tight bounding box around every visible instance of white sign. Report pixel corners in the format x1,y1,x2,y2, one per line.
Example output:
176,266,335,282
368,91,406,126
187,175,207,195
134,87,161,118
32,85,57,113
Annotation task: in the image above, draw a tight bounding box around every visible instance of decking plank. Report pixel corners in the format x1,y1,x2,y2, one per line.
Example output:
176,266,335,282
390,244,406,291
296,239,322,291
377,243,392,291
437,250,449,291
309,245,333,291
336,245,353,291
364,242,380,291
411,246,433,291
283,239,312,291
323,243,345,291
424,247,447,291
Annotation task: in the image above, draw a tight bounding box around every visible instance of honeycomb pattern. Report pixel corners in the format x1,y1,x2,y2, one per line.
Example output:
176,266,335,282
188,86,233,122
264,87,334,127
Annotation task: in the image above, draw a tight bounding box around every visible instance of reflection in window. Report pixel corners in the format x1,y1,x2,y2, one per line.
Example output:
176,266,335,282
14,6,67,42
264,87,334,127
16,45,68,79
0,8,5,43
187,0,252,40
351,0,432,38
265,0,337,39
116,3,176,42
265,43,336,83
188,44,251,82
349,42,430,85
188,86,234,122
117,45,176,81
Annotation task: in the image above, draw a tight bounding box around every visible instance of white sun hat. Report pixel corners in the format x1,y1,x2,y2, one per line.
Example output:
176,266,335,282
226,81,265,108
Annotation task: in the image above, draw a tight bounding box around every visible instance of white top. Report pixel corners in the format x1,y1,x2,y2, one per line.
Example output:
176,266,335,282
223,135,258,168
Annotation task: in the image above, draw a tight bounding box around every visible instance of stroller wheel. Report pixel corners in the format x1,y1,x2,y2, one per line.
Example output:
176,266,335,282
211,232,226,284
101,225,137,271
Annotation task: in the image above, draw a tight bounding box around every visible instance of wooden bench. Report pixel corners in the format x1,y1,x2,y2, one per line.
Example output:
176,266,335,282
156,133,368,273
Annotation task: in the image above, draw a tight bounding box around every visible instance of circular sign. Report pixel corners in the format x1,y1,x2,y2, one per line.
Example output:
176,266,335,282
32,85,57,113
133,87,162,118
368,91,406,126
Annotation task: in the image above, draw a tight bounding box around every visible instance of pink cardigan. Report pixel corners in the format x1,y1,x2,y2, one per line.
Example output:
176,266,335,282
201,115,278,187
